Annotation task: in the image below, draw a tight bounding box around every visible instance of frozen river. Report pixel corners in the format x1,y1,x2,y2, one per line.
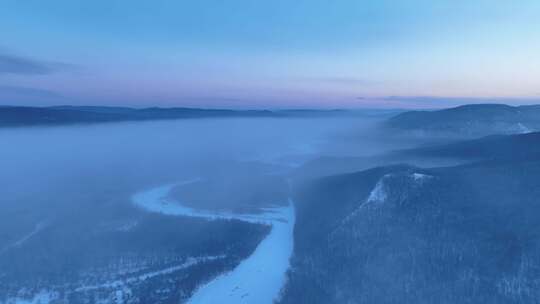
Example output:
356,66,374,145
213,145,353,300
132,181,295,304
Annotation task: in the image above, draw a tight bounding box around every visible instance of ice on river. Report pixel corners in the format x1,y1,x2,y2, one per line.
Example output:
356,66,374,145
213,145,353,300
132,180,295,304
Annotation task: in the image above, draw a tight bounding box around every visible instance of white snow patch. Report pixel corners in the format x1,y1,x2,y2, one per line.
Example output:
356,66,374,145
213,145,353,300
114,289,127,304
517,123,532,134
366,174,390,204
0,221,48,255
75,255,225,292
11,221,48,248
4,290,58,304
412,173,432,182
131,181,296,304
330,175,391,236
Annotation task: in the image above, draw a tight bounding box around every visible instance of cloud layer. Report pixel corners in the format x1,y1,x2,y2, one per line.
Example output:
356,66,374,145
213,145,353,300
0,53,73,75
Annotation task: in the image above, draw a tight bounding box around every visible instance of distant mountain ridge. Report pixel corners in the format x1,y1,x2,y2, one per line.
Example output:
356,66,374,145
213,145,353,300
386,103,540,136
0,105,278,127
0,105,360,127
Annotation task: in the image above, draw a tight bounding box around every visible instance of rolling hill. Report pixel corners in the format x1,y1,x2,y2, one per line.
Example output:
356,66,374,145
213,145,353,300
386,104,540,136
281,132,540,304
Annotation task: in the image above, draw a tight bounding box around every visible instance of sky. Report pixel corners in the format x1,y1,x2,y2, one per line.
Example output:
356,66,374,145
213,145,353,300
1,0,540,109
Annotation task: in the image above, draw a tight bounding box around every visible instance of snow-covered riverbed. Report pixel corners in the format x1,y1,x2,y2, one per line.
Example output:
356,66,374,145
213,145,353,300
132,181,295,304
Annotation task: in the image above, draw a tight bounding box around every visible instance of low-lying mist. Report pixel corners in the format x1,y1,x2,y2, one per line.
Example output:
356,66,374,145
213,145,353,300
0,116,392,201
0,113,484,303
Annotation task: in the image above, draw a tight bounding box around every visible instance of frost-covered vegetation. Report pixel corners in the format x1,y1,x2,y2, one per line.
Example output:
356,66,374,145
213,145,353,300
281,131,540,304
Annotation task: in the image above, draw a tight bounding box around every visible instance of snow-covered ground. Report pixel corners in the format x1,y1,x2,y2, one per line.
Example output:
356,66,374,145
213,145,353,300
132,182,288,225
3,290,58,304
76,255,225,293
332,171,434,236
517,122,533,134
0,220,48,255
366,174,390,204
132,181,296,304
